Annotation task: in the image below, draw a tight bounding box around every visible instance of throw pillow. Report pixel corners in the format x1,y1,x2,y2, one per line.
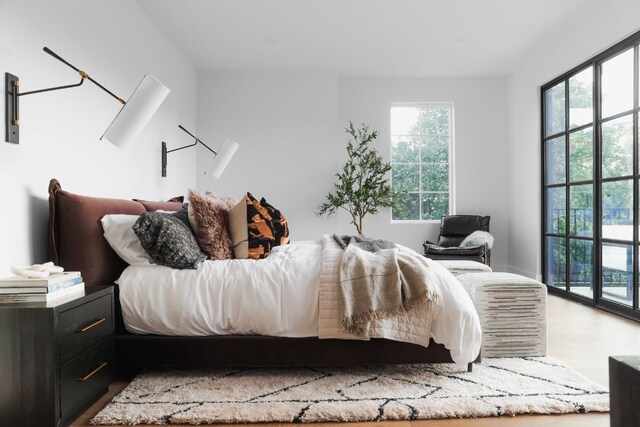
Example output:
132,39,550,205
228,198,249,259
246,193,275,260
134,197,184,212
260,197,290,246
187,190,236,260
460,231,494,249
101,214,153,265
133,208,206,269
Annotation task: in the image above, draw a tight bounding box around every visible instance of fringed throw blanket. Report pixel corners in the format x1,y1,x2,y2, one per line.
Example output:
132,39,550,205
331,235,442,340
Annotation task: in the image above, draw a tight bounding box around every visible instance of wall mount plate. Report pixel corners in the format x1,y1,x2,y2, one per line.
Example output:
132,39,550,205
161,141,167,177
5,72,19,144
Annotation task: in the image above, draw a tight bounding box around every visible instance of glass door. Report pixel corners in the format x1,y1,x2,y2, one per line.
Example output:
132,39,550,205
542,33,640,321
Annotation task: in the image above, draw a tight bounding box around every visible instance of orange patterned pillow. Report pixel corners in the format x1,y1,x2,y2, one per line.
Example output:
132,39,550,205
245,193,275,260
260,197,289,246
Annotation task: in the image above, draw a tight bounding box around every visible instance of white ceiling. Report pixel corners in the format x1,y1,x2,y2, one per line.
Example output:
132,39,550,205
136,0,594,77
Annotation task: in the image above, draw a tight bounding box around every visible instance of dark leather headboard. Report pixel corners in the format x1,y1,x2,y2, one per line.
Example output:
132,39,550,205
48,179,146,286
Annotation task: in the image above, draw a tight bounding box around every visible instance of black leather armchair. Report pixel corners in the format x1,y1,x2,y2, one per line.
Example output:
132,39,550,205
423,215,491,265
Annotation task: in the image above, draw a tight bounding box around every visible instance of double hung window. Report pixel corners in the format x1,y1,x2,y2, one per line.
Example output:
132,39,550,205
390,104,454,221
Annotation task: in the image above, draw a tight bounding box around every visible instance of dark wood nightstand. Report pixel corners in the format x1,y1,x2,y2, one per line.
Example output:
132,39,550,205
610,356,640,427
0,285,114,427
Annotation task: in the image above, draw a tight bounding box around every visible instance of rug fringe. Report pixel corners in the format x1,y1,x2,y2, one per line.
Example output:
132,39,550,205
341,290,438,336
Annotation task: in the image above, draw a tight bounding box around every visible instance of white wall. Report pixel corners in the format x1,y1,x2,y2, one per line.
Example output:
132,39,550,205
506,0,640,279
197,72,510,269
338,77,509,269
196,71,340,239
0,0,197,275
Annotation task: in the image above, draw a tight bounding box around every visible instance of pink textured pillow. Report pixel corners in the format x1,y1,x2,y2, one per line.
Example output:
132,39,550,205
187,190,236,260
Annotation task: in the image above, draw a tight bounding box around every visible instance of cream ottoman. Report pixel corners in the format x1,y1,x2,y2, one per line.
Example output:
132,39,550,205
457,272,547,357
434,260,492,276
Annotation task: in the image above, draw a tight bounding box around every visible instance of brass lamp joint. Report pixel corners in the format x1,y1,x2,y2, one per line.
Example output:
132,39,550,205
78,70,89,79
12,79,19,87
117,98,126,105
12,119,19,125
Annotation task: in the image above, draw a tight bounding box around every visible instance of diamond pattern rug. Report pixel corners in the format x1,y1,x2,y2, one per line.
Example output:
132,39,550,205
91,357,608,424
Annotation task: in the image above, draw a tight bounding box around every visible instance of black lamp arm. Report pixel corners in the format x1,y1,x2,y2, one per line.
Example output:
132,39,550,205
19,77,85,97
4,47,129,144
177,124,217,155
161,125,219,178
41,47,126,104
165,139,198,154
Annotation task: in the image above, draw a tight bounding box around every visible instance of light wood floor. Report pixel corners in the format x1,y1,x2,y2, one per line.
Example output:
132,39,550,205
71,294,640,427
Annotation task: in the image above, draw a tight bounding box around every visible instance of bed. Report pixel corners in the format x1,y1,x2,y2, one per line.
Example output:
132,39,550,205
47,179,481,376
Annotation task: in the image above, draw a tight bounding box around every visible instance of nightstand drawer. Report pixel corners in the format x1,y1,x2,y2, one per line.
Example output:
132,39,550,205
60,338,113,423
59,294,113,363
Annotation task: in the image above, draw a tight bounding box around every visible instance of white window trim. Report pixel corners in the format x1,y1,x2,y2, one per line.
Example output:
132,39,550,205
389,102,456,223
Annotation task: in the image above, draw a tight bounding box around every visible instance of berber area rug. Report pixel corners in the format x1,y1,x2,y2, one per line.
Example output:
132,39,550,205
91,357,608,424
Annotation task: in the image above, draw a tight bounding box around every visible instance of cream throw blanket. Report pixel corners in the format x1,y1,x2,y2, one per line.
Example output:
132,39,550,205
337,238,442,337
319,235,438,347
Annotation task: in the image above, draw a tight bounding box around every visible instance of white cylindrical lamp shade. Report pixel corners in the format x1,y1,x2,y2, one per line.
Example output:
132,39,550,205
206,138,239,178
101,74,170,149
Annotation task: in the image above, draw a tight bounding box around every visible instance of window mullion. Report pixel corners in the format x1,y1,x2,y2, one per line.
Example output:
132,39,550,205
419,131,423,221
634,44,639,310
565,78,570,293
594,58,602,304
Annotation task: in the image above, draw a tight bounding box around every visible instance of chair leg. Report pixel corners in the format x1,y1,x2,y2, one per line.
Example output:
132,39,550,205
467,362,473,372
484,243,491,266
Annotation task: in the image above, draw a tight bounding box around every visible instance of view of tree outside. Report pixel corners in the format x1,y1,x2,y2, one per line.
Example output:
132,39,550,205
544,47,637,307
545,70,595,296
390,105,452,221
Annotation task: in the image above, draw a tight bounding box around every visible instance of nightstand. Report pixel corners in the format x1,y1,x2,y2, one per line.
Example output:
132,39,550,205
610,356,640,427
0,286,114,427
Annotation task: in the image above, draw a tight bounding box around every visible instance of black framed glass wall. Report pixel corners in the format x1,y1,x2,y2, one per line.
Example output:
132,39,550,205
542,30,640,322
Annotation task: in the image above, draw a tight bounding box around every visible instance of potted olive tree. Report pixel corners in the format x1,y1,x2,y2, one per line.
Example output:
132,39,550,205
316,122,405,235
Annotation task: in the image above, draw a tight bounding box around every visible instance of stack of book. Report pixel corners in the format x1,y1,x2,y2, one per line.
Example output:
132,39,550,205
0,271,84,303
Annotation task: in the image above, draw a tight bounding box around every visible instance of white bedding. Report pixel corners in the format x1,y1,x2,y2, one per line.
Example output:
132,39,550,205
118,241,322,337
117,240,481,364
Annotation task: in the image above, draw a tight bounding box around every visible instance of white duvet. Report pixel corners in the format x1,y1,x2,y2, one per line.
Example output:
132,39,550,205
117,240,482,364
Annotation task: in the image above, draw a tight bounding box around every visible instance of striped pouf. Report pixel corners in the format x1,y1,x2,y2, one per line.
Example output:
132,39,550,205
457,272,547,357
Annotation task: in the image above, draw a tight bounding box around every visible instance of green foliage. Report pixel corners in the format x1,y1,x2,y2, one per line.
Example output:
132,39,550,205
391,107,450,220
546,71,634,292
316,122,406,235
547,75,634,240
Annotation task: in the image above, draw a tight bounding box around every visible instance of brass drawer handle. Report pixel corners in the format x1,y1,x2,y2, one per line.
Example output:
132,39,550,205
77,318,106,333
78,362,108,382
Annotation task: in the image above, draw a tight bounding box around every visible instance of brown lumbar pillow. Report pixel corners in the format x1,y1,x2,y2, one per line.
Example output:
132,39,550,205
228,198,249,259
187,190,236,260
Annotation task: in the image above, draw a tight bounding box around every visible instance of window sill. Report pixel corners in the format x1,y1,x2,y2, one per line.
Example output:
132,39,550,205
390,220,441,224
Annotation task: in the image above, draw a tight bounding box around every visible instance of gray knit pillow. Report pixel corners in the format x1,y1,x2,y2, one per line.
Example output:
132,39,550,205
133,208,206,269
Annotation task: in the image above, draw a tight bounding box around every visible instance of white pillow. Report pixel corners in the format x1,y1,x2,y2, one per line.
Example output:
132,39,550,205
101,214,153,265
459,230,495,250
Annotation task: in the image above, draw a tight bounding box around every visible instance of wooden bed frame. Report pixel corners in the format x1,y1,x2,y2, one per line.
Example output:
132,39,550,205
47,179,478,376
